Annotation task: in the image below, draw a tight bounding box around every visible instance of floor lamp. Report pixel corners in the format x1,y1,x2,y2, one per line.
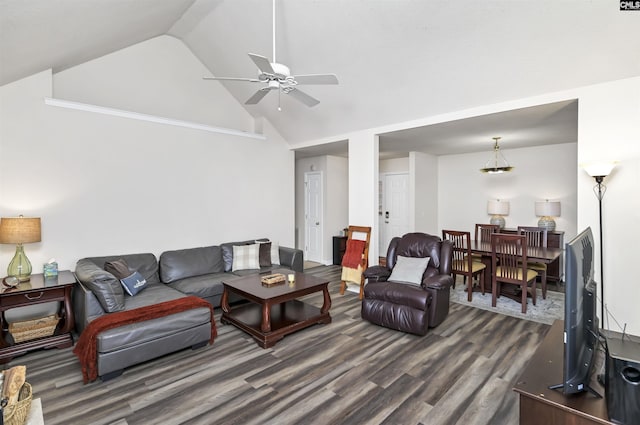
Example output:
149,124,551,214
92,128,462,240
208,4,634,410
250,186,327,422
583,161,617,329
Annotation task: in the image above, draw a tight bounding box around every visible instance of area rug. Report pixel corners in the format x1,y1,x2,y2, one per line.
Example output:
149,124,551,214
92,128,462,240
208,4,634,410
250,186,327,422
450,279,564,325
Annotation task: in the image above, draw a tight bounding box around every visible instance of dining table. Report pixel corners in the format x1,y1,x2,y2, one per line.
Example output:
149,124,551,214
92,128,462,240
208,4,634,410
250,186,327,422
469,239,563,300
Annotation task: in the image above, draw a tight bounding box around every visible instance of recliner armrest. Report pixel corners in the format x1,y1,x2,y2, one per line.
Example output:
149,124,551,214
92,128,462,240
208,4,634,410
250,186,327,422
363,265,392,282
423,274,454,290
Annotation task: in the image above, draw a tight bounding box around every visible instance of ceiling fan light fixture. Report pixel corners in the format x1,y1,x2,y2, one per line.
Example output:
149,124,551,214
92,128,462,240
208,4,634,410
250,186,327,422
480,137,514,174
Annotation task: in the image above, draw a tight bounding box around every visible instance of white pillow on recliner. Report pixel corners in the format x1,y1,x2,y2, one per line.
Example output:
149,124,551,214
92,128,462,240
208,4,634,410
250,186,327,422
388,256,430,285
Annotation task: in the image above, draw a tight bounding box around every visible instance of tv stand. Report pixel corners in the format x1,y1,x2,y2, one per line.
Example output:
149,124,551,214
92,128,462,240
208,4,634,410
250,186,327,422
548,382,603,399
514,320,611,425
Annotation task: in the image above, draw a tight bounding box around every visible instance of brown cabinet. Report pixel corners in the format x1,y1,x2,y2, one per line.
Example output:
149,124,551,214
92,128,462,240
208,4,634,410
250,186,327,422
502,228,564,283
333,236,347,265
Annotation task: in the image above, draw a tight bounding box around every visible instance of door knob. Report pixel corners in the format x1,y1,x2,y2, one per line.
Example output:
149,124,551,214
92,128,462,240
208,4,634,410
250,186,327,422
316,222,320,225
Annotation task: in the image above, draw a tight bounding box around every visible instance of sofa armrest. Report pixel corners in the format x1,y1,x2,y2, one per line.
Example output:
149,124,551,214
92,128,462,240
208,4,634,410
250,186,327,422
364,265,392,282
422,274,454,290
279,246,304,273
72,277,107,334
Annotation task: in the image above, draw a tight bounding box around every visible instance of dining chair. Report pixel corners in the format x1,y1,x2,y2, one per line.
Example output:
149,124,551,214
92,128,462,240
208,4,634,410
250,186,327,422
491,233,538,314
517,226,549,299
442,230,486,301
475,223,500,242
470,223,500,265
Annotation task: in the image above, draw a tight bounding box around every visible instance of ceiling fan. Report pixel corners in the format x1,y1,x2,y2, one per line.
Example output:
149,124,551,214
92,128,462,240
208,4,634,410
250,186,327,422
203,0,338,110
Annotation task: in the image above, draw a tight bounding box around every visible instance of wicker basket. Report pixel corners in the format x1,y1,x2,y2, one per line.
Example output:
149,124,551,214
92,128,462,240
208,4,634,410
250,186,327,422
2,382,32,425
261,273,286,286
9,315,59,343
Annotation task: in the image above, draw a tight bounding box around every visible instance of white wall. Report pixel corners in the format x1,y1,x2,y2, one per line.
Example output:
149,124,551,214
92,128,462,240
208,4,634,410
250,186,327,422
411,151,439,235
438,143,578,239
0,36,294,274
348,133,379,262
575,76,640,335
325,155,349,261
380,157,409,173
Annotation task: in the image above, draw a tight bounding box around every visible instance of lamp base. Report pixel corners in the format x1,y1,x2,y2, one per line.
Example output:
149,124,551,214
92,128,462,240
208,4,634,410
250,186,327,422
490,215,506,229
537,216,556,232
7,244,32,282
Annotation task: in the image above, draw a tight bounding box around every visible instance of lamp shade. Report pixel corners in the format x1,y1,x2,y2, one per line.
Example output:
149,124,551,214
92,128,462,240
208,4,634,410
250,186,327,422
487,199,510,216
0,217,41,244
535,201,561,218
582,161,617,177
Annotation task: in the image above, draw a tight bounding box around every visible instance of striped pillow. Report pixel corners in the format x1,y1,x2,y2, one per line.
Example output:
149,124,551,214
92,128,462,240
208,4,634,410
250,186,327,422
232,243,260,271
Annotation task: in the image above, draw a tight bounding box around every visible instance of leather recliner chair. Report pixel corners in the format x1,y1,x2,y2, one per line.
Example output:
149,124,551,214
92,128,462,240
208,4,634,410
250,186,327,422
361,232,454,335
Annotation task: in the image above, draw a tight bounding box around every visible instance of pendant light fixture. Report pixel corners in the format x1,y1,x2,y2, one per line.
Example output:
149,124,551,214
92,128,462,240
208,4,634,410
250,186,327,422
480,137,514,174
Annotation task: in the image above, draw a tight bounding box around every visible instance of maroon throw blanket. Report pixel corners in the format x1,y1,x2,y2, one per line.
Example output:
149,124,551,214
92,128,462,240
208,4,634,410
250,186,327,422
342,239,366,269
73,296,217,383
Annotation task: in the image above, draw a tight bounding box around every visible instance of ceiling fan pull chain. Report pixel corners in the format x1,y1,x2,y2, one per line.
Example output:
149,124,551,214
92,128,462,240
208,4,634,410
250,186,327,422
278,87,282,111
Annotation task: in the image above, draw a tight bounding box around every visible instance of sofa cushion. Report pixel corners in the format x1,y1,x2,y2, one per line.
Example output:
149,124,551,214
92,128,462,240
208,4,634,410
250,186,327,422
258,241,272,267
232,244,260,271
388,256,430,285
94,284,210,354
270,241,281,265
221,238,269,272
104,258,131,280
75,258,125,313
120,271,148,296
159,246,224,283
166,272,228,300
84,253,161,285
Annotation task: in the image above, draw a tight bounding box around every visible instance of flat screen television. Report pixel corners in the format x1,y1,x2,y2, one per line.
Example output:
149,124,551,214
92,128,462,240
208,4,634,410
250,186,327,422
550,227,600,395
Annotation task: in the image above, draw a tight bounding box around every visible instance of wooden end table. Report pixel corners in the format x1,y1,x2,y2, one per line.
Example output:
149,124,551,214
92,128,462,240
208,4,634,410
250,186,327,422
221,270,331,348
0,270,75,363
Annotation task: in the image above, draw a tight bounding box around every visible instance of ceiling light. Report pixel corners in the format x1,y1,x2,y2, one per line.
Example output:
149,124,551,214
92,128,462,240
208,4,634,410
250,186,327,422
480,137,514,174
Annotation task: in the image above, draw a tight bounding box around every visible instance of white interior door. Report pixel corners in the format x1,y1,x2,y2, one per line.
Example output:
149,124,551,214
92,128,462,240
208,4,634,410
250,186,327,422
304,172,323,263
381,173,410,251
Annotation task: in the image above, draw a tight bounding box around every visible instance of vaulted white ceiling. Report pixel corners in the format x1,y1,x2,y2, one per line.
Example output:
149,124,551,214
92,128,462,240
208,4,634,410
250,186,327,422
2,0,639,153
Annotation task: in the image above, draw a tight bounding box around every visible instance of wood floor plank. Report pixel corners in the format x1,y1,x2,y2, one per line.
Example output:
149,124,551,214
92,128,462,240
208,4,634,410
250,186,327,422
3,265,551,425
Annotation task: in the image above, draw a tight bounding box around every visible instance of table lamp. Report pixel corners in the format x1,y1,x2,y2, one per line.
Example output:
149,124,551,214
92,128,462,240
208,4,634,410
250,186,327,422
487,199,510,229
0,216,41,282
535,200,561,231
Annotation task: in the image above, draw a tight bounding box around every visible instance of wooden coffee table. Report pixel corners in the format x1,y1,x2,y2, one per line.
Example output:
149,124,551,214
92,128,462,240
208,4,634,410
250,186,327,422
220,270,331,348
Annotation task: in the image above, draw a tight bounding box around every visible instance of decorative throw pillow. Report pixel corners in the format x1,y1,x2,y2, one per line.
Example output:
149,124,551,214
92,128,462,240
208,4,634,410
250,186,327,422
104,258,131,280
232,243,261,271
257,241,272,268
388,256,430,285
270,241,280,265
120,271,148,296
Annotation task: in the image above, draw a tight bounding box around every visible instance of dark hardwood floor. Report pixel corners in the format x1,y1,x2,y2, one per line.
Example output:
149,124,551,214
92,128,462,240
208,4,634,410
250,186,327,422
6,265,550,425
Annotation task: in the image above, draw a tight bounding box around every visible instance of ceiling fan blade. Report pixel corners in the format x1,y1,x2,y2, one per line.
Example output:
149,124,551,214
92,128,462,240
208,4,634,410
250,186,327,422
203,77,261,82
245,89,271,105
293,74,339,85
248,53,275,75
287,88,320,107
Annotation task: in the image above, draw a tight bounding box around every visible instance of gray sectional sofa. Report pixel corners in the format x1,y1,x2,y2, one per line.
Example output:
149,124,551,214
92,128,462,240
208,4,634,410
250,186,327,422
73,239,303,381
